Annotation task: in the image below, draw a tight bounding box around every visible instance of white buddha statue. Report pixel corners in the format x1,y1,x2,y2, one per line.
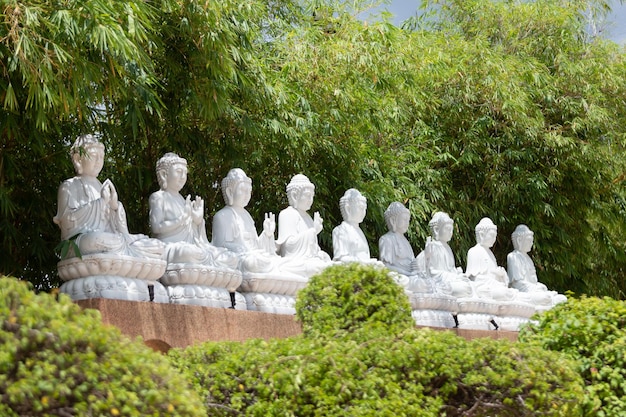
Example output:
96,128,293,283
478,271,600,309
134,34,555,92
53,134,167,301
424,212,474,298
276,174,332,277
54,135,165,260
149,153,239,270
378,202,438,293
507,225,566,306
332,189,380,265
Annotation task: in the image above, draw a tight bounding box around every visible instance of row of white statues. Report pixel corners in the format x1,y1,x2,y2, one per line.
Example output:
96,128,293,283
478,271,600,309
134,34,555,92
54,135,565,330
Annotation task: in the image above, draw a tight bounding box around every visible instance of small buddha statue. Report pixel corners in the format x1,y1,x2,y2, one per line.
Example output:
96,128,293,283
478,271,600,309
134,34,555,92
332,189,380,264
54,134,164,261
424,212,474,298
276,174,331,277
149,153,239,269
507,225,566,306
377,202,436,293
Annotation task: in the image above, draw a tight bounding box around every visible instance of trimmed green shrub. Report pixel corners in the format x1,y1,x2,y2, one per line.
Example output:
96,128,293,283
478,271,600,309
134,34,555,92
169,327,583,416
170,264,583,416
295,263,415,338
0,276,206,416
519,296,626,416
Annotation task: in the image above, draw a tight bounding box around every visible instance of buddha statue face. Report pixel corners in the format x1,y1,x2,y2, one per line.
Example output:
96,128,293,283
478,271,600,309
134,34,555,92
71,135,105,177
286,174,315,211
166,163,188,193
222,169,252,208
430,212,454,243
512,225,534,253
384,202,410,234
475,218,497,248
156,153,187,193
339,189,366,224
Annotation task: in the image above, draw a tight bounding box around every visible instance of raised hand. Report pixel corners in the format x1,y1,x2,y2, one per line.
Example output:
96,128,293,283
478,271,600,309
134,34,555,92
313,211,323,234
263,212,276,236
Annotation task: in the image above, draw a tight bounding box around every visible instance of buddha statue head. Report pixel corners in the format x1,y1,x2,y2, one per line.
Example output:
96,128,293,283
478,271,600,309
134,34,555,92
339,189,367,224
475,217,498,248
221,168,253,208
156,153,188,193
429,212,454,243
286,174,315,211
384,202,410,234
70,134,105,177
512,224,534,253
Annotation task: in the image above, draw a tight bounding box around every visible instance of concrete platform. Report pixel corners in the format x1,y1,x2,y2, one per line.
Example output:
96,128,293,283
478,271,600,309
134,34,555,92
76,299,518,352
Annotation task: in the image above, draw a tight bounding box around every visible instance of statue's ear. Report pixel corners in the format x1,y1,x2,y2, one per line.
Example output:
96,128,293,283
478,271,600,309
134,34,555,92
72,153,83,175
157,170,167,190
224,186,234,204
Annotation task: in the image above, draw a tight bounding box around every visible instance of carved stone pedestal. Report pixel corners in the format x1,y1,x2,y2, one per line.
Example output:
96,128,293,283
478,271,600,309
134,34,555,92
60,276,169,303
243,293,297,315
408,293,458,328
160,264,244,309
58,254,168,303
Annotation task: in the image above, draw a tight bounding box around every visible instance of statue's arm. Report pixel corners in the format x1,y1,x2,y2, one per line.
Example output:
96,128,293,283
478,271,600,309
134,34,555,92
378,234,395,265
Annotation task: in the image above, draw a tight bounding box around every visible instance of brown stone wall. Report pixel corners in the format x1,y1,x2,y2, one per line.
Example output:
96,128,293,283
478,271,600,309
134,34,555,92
76,299,517,352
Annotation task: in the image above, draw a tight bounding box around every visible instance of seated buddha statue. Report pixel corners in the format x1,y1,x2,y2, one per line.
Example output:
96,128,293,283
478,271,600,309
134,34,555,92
507,225,566,306
378,202,439,293
276,174,332,278
54,135,165,261
424,212,474,298
332,189,380,265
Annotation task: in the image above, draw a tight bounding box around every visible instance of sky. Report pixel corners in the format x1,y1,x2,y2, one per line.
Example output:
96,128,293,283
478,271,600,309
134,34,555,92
377,0,626,44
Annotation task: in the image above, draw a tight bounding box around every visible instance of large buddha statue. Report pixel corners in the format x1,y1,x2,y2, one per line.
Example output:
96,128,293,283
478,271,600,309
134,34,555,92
276,174,332,277
507,225,566,306
332,189,380,265
424,212,474,298
149,153,242,308
53,134,167,301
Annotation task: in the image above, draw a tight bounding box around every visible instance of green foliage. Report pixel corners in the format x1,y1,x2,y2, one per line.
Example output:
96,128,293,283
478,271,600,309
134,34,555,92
295,263,414,337
170,325,583,416
519,296,626,416
0,276,206,416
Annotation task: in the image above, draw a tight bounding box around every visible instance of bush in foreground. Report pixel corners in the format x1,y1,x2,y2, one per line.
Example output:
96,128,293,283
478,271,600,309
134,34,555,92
170,264,584,416
0,276,206,416
520,296,626,416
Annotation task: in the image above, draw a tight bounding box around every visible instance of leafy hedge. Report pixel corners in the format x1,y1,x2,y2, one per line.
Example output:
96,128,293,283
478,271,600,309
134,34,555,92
170,264,584,416
295,263,415,338
0,276,206,416
519,296,626,416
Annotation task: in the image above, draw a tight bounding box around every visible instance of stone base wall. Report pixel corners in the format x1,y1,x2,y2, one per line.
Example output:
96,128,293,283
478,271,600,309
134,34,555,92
76,299,518,352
